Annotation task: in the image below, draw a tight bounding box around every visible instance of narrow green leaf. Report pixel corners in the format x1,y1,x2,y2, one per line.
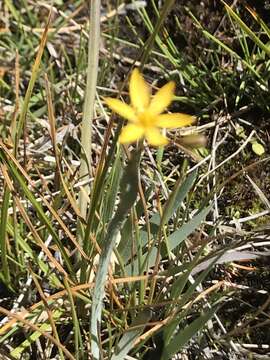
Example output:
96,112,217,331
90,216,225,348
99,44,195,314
169,245,206,303
162,307,217,360
117,191,159,269
224,2,270,57
161,169,197,227
167,205,212,252
246,6,270,40
0,186,11,286
91,149,141,360
10,309,63,359
64,278,84,359
163,245,208,342
186,8,265,84
0,151,73,276
5,222,61,287
112,309,151,360
15,12,51,151
102,149,123,225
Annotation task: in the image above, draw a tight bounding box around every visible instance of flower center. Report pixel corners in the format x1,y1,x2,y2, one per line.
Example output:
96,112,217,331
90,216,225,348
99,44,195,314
137,111,156,128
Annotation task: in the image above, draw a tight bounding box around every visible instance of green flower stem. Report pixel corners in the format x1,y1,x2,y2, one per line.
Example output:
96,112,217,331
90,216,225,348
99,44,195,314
90,148,142,359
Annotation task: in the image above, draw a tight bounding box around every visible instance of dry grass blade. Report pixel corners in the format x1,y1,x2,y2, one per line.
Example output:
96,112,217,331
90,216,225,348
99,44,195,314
0,306,75,360
0,163,67,275
245,174,270,209
0,140,88,260
2,1,270,358
30,269,65,360
15,10,51,152
0,274,161,336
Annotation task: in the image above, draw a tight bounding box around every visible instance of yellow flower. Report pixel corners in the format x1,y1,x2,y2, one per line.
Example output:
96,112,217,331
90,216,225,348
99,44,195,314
104,68,195,146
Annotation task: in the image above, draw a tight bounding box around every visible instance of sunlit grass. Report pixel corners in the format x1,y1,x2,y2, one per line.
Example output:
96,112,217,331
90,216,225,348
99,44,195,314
0,1,269,359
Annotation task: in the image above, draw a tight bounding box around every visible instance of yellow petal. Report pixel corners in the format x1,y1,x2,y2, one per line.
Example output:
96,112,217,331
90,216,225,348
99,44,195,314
145,128,168,147
104,98,137,122
148,81,175,115
129,68,150,112
119,124,145,144
156,113,196,128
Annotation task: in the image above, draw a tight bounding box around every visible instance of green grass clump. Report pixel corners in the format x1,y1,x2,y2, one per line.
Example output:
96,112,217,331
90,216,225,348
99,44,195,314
0,1,270,359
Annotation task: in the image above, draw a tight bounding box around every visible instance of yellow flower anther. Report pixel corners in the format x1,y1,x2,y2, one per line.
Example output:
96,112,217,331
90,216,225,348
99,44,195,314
104,68,195,147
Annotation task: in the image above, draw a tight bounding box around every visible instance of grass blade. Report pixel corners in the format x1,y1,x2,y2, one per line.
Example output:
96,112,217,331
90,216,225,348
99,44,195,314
166,204,212,253
77,0,100,223
0,184,11,286
160,169,197,227
223,1,270,57
161,306,217,360
15,11,51,152
90,149,141,359
112,309,152,360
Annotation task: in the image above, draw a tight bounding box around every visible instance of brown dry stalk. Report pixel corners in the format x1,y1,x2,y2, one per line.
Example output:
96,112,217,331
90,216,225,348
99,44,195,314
0,274,161,335
0,140,88,259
